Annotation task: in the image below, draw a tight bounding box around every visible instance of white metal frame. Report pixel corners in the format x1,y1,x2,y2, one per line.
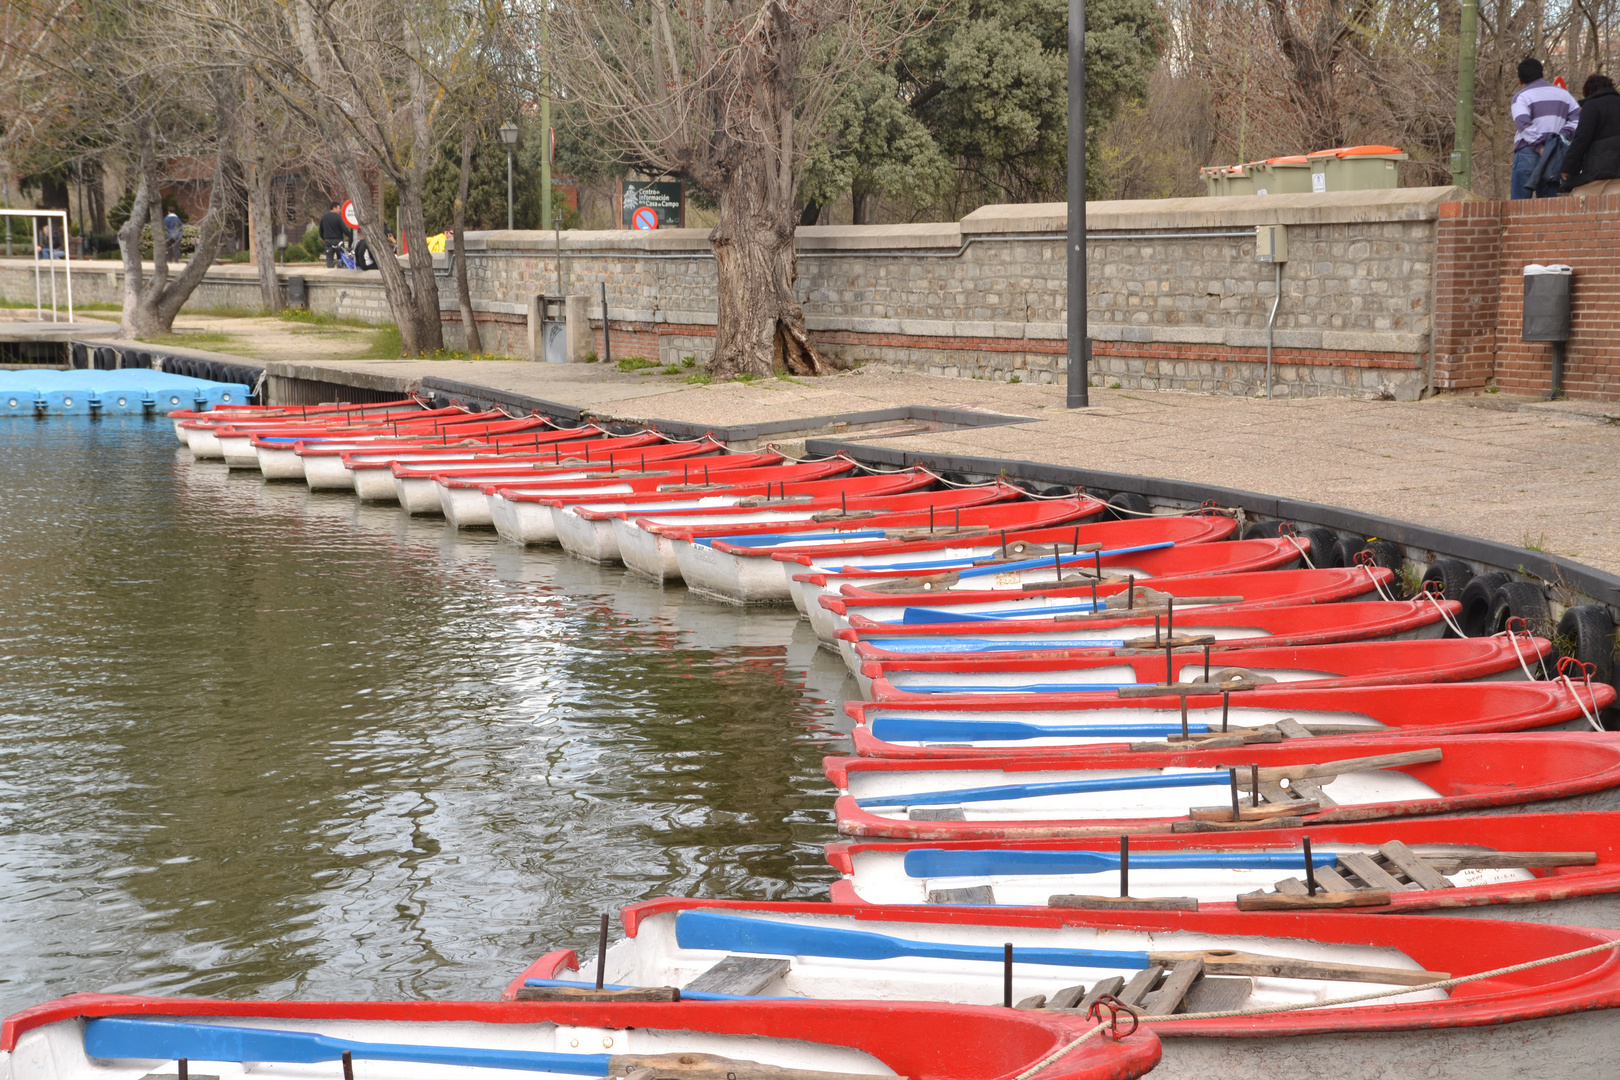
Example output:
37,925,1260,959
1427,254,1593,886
1,209,74,323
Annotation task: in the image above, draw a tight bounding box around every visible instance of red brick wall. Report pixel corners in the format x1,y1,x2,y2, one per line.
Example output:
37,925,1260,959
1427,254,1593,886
1434,194,1620,400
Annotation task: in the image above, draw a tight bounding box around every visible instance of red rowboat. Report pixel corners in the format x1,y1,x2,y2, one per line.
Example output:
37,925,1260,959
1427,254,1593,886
0,993,1161,1080
824,810,1620,925
826,732,1620,840
854,634,1561,702
510,898,1620,1072
844,676,1608,756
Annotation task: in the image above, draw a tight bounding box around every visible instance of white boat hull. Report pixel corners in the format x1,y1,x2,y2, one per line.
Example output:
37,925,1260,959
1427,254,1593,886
555,508,623,562
675,539,797,604
219,435,264,468
187,429,225,460
396,475,444,514
617,520,682,582
491,496,561,544
353,467,401,502
303,454,356,490
439,484,496,528
257,445,308,480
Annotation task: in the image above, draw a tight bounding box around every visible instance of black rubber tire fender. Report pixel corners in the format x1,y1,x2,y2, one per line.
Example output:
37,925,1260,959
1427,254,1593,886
1243,520,1282,540
1333,537,1370,568
1419,559,1474,635
1107,492,1152,520
1487,581,1552,639
1295,528,1342,569
1459,571,1513,637
1554,606,1617,729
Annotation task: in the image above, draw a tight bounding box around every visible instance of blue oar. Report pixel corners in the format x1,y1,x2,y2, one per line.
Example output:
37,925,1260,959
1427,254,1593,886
865,638,1127,654
902,848,1338,878
832,541,1176,575
82,1018,611,1075
701,529,887,549
954,542,1174,580
882,682,1145,694
854,770,1229,808
675,911,1149,970
897,603,1104,625
520,976,792,1002
870,717,1210,742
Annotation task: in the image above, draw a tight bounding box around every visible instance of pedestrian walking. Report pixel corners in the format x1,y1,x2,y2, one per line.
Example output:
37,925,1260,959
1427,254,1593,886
319,201,346,268
1511,58,1580,199
1560,73,1620,196
163,209,183,260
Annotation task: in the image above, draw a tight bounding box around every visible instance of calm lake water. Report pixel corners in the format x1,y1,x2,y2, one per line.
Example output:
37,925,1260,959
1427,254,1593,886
0,418,856,1015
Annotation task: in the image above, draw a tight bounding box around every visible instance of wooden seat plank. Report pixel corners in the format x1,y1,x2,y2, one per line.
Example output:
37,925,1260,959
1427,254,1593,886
927,885,996,905
1338,851,1410,892
1275,718,1313,739
1075,976,1126,1014
1116,966,1165,1007
1047,984,1088,1010
1379,840,1453,890
1272,877,1309,895
1014,994,1047,1010
1181,976,1253,1014
909,807,966,821
1309,863,1358,893
1143,957,1205,1016
684,955,791,996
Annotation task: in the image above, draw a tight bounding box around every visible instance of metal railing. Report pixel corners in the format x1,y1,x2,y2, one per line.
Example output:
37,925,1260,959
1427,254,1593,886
1,209,75,322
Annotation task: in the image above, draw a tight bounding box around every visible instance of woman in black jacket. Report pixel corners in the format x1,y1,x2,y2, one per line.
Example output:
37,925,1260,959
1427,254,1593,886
1561,73,1620,192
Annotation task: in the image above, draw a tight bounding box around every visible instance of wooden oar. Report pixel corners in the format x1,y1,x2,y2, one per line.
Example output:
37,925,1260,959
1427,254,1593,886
673,912,1447,986
82,1019,891,1080
853,770,1233,808
1240,748,1443,784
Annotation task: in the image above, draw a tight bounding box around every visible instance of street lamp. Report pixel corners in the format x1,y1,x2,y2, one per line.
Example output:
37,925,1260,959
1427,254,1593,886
499,121,520,230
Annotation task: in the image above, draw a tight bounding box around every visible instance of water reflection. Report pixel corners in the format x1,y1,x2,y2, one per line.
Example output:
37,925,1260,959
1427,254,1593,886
0,419,855,1011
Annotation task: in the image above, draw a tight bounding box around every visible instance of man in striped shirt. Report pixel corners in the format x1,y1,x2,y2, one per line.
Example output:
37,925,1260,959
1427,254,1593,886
1512,58,1580,199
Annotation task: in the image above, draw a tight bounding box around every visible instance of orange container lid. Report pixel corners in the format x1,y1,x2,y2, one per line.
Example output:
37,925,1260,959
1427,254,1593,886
1266,155,1310,165
1338,144,1403,157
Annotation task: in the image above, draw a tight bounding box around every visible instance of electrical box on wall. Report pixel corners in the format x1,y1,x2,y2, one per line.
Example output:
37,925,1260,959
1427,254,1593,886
1256,224,1288,263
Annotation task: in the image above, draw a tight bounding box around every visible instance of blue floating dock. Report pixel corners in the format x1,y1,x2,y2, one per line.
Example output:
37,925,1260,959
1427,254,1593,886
0,369,252,416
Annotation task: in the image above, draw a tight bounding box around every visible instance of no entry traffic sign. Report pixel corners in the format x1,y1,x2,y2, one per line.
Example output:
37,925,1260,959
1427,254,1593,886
340,200,360,229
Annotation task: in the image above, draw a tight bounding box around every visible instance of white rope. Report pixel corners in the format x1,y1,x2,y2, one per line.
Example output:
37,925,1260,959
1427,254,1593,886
1501,627,1540,681
1561,672,1605,732
1148,935,1620,1021
1017,936,1620,1077
1360,560,1396,602
1282,531,1316,570
1418,586,1465,637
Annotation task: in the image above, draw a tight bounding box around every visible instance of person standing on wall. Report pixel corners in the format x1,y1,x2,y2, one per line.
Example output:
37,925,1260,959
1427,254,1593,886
1560,73,1620,197
1511,58,1580,199
319,201,346,268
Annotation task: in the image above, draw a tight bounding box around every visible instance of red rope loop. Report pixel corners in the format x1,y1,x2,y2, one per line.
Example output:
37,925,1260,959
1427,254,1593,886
1086,994,1140,1039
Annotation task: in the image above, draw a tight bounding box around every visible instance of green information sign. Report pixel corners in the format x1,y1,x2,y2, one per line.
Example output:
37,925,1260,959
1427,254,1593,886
621,181,684,229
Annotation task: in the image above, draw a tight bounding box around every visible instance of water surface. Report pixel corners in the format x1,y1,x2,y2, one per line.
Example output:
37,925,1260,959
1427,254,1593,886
0,419,855,1014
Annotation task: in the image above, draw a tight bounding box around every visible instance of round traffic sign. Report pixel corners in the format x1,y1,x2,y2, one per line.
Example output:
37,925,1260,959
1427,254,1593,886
341,199,360,229
631,206,659,231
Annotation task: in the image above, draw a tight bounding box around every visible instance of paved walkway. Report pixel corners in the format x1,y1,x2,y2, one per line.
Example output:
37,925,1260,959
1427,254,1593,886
269,358,1620,576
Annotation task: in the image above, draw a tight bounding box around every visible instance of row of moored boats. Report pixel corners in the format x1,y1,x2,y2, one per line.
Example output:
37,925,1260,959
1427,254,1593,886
12,398,1620,1080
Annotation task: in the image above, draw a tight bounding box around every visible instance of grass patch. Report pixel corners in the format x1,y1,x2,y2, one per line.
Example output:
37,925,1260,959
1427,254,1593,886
732,372,759,384
353,324,406,359
684,372,713,385
279,309,380,329
681,356,697,368
1110,381,1122,389
1007,374,1022,384
658,363,683,375
616,355,657,372
0,297,123,313
776,373,805,386
582,351,600,363
136,330,250,353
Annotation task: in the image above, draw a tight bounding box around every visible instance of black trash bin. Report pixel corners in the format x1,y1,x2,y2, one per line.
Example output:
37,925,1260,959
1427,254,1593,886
286,275,308,310
1522,263,1572,397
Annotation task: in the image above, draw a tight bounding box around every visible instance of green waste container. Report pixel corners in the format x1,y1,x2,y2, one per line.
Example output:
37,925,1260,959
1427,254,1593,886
1200,163,1259,197
1306,146,1408,192
1256,156,1314,195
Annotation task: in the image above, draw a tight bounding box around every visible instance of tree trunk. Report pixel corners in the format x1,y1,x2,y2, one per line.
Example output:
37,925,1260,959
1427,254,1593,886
704,0,824,379
117,78,247,339
452,126,481,355
246,160,281,312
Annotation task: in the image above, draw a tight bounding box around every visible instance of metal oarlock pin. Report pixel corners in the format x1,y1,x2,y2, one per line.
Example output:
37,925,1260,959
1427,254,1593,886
1221,689,1231,732
1003,943,1014,1007
178,1060,188,1080
596,912,610,989
1229,768,1241,821
1303,837,1318,896
1251,764,1261,807
342,1052,354,1080
1119,835,1130,897
1127,575,1135,609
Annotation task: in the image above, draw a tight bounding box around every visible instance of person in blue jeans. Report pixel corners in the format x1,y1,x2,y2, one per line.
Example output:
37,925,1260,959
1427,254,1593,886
1511,58,1580,199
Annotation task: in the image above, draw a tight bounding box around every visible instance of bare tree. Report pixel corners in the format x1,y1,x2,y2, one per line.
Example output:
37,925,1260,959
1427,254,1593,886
551,0,922,378
239,75,302,313
452,124,482,355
